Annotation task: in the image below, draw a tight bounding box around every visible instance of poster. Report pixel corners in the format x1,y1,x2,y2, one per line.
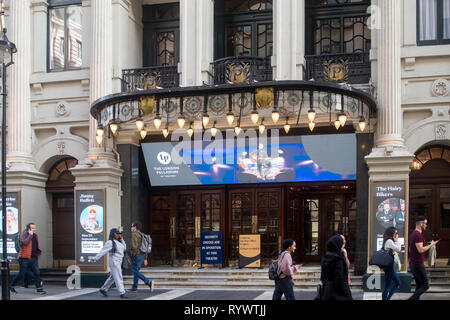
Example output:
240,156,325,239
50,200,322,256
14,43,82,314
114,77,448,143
200,231,223,265
370,181,407,271
75,190,106,270
0,192,21,261
239,234,261,268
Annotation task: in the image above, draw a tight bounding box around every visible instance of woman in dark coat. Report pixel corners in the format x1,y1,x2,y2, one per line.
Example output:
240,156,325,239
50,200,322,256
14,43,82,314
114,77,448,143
320,234,353,300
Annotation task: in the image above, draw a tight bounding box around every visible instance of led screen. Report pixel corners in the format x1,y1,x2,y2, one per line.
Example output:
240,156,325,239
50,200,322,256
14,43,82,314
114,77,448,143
142,134,356,186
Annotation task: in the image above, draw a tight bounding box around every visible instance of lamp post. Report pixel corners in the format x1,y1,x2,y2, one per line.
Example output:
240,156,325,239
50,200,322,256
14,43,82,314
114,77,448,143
0,28,16,301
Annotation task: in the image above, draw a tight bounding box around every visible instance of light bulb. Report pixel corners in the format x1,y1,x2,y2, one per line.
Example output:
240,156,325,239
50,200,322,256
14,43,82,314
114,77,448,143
140,129,147,139
309,122,315,132
284,123,290,134
334,120,341,130
110,122,118,135
308,109,316,123
250,111,259,125
187,127,194,137
358,117,367,132
234,126,241,136
177,116,186,128
136,118,144,131
259,123,265,134
153,115,162,129
338,113,347,127
211,126,217,137
96,126,104,138
96,135,103,145
272,110,280,124
227,112,235,126
162,128,169,138
202,114,210,127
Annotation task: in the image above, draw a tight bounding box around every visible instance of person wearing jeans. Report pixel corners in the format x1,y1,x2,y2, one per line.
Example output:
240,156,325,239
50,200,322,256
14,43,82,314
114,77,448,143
408,216,439,300
382,227,402,300
129,221,153,292
272,239,302,300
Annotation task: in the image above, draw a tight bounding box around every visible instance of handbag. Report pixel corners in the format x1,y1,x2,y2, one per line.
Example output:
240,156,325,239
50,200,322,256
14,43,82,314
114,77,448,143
122,250,132,269
369,248,394,269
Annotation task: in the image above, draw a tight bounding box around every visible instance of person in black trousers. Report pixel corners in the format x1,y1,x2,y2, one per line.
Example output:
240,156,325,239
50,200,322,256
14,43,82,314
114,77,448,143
320,234,353,300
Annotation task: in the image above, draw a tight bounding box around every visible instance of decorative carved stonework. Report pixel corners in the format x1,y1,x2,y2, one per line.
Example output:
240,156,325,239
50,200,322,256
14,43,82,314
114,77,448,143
56,102,69,117
432,79,449,97
435,124,447,140
57,142,66,155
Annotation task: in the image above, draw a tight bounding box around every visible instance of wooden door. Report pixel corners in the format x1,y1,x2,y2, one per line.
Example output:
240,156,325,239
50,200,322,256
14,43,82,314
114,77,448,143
52,193,75,262
175,192,196,260
149,195,171,262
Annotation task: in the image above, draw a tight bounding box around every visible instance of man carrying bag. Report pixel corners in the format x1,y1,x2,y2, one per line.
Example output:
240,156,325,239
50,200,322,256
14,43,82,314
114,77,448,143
128,221,154,292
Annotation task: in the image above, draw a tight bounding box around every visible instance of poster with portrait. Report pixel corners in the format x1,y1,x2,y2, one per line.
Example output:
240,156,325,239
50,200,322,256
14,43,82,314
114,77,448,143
75,189,106,271
0,192,21,262
370,181,407,271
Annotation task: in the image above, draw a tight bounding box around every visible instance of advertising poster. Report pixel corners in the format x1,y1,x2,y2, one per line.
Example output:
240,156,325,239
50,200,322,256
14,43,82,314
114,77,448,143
200,231,223,265
142,134,356,186
370,181,407,271
76,190,106,270
239,234,261,268
0,192,21,262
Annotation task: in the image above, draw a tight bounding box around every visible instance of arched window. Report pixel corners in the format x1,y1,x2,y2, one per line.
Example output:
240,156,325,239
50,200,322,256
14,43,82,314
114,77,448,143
46,158,78,192
411,145,450,171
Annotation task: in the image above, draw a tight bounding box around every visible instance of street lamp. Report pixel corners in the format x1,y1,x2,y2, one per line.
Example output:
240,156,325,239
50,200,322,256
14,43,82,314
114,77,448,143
0,28,17,301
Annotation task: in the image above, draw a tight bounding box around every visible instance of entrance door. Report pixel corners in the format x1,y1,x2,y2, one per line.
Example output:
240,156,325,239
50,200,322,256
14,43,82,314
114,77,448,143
52,193,75,266
410,185,450,257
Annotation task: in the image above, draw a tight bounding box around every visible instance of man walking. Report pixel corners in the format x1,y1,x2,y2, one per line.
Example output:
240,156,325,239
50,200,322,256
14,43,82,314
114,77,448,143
10,223,46,295
408,216,439,300
129,221,153,292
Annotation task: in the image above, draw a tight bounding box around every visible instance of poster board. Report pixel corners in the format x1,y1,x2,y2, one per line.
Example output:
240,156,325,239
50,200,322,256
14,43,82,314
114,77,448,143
75,189,106,271
0,191,21,265
238,234,261,268
200,231,223,265
369,180,408,272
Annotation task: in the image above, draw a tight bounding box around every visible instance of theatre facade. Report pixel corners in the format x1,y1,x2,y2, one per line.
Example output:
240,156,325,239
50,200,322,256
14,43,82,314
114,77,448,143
1,0,449,276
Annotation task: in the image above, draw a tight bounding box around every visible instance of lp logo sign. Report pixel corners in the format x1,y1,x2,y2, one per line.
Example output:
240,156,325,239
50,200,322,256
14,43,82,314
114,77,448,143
157,152,171,165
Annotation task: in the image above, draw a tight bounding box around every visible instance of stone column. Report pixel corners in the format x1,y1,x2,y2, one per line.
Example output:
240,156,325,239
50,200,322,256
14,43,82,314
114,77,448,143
273,0,305,80
180,0,214,86
5,0,35,171
364,0,414,290
86,0,116,166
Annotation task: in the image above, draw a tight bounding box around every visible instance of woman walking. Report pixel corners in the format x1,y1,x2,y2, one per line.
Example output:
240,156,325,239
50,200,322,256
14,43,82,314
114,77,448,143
382,227,402,300
89,228,128,298
272,239,302,300
320,234,353,300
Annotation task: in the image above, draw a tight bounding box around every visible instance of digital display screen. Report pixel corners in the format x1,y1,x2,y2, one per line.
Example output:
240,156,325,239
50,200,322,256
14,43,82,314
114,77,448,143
142,134,356,186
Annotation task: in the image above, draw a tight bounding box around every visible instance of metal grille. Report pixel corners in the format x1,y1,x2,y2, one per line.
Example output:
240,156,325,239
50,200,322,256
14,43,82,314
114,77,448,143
211,56,272,85
121,66,179,92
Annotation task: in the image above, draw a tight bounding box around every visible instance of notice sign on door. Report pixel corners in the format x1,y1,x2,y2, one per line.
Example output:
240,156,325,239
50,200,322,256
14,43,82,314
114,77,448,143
75,189,106,270
239,234,261,268
370,181,407,271
0,192,21,262
200,231,223,265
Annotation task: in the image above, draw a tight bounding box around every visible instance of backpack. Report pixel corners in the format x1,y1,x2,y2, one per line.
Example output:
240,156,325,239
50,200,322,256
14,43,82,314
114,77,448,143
14,233,21,253
138,231,152,254
268,252,287,281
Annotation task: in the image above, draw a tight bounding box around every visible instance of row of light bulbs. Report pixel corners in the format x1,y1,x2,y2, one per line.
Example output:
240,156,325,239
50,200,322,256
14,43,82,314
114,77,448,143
95,107,367,144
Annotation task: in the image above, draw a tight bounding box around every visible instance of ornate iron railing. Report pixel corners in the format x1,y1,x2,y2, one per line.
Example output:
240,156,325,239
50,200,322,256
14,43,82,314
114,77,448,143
211,56,272,85
121,65,179,92
304,52,370,85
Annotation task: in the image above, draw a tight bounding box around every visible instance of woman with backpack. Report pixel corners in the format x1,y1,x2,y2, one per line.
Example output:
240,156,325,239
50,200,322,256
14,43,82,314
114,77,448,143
89,228,128,298
382,227,402,300
320,234,353,300
272,239,302,300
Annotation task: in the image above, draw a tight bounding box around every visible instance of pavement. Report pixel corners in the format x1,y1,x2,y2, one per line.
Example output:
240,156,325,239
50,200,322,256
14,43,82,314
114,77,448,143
3,284,450,300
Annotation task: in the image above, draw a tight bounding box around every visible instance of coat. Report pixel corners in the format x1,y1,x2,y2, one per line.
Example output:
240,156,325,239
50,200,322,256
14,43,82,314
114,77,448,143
320,251,353,300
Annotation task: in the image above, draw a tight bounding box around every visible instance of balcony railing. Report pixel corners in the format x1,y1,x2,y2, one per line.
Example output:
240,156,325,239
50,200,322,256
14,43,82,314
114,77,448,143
121,65,179,93
211,55,272,85
304,52,370,85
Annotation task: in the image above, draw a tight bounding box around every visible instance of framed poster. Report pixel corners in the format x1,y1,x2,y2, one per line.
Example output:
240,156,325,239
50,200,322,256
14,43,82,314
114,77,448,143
239,234,261,268
75,189,106,271
369,180,408,271
0,192,21,263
